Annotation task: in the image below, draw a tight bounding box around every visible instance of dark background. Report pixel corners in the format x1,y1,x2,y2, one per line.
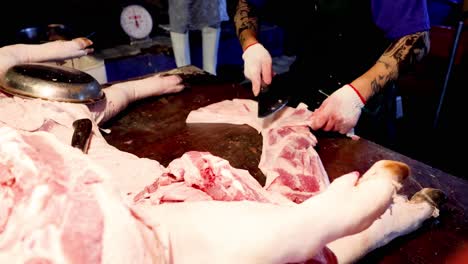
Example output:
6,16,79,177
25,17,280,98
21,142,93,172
0,0,171,49
0,0,462,48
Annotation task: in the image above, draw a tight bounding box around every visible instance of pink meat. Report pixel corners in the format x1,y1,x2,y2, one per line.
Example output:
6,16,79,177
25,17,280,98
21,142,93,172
186,99,264,131
0,92,166,204
261,126,328,203
0,42,334,262
134,181,214,204
187,99,329,202
0,127,157,264
134,151,291,205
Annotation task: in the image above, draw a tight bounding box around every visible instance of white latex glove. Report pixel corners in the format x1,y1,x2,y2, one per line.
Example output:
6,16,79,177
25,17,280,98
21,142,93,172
242,43,273,96
311,84,365,134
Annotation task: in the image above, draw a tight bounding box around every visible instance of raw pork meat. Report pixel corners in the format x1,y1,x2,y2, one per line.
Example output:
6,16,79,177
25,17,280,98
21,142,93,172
0,93,166,204
0,126,162,264
0,91,442,264
0,123,438,264
0,41,442,263
187,99,329,202
134,151,292,205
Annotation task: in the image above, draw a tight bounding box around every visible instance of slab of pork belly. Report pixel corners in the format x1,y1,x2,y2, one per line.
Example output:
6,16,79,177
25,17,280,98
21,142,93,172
186,99,315,132
0,127,162,264
186,99,329,202
262,126,329,203
0,92,166,203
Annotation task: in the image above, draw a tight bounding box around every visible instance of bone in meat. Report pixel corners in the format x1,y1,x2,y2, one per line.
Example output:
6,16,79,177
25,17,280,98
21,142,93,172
187,99,329,202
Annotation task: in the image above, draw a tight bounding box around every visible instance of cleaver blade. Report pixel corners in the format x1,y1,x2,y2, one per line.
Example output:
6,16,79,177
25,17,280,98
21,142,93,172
257,84,290,118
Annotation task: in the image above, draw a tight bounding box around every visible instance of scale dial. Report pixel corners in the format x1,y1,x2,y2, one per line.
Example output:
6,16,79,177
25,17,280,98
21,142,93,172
120,5,153,40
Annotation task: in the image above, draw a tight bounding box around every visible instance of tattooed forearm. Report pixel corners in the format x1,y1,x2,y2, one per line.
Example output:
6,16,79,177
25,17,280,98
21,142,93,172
370,31,429,94
382,31,429,65
370,74,391,94
376,59,390,69
234,0,258,46
370,62,398,94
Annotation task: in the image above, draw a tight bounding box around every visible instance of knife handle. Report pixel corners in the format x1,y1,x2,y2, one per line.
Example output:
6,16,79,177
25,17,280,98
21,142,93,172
71,118,93,154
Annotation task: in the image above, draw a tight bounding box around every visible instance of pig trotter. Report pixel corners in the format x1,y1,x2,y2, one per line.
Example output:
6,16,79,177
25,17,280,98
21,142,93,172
410,188,446,208
358,160,410,188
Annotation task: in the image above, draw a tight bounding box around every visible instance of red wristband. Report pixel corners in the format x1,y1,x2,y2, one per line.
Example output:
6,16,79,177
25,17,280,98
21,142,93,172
243,41,259,52
348,83,366,104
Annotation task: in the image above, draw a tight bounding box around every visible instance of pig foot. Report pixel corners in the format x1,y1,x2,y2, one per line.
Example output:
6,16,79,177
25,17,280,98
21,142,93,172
131,201,306,264
305,160,410,242
119,74,184,101
0,38,94,78
28,37,94,62
130,160,412,264
60,37,94,57
410,187,446,210
357,160,410,188
327,188,446,263
90,74,184,125
266,161,410,263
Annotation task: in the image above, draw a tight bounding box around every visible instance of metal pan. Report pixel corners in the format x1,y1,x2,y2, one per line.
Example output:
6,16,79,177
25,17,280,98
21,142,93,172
16,24,78,44
0,63,105,104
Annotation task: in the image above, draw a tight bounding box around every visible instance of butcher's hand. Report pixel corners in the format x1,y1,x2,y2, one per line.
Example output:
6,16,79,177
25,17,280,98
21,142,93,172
311,84,365,134
242,43,273,96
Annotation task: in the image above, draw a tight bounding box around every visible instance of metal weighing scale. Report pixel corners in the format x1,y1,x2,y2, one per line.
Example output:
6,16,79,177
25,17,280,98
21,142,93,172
120,4,153,46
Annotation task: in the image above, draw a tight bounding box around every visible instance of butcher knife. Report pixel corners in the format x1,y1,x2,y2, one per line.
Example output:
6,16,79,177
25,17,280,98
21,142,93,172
71,118,93,154
257,83,290,118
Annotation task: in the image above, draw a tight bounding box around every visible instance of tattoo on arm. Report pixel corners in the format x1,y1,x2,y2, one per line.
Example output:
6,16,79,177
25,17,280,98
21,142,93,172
372,31,430,94
370,74,391,95
382,31,429,65
376,59,390,69
234,0,259,46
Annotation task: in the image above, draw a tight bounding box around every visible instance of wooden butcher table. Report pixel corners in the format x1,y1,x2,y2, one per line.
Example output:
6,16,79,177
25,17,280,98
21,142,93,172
102,67,468,263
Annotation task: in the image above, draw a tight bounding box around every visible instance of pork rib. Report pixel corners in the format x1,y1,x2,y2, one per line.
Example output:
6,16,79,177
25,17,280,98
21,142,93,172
187,99,329,202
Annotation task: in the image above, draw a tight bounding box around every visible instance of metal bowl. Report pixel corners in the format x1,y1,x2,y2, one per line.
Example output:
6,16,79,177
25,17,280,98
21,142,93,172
46,24,75,41
16,27,47,44
16,24,76,44
1,63,105,104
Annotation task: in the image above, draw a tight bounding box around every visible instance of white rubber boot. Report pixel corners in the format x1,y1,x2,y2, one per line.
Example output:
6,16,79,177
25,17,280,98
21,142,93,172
170,31,191,67
201,26,221,75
